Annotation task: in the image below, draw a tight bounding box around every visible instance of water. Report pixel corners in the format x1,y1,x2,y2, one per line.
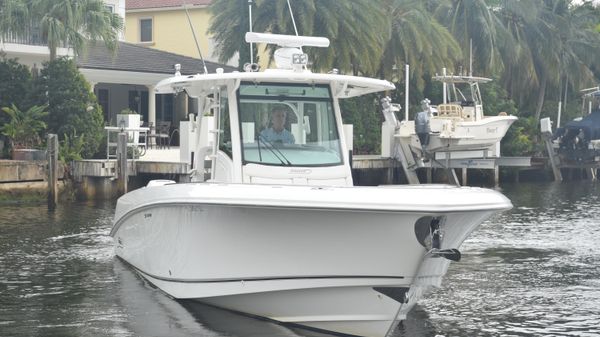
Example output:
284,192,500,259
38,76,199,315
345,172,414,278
0,182,599,337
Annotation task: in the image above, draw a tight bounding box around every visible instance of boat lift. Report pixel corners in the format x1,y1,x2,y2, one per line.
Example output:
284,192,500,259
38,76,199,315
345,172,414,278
382,124,531,185
379,66,529,186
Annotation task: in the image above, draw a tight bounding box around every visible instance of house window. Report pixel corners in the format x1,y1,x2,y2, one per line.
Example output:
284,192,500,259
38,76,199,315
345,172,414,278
140,18,153,43
105,5,114,13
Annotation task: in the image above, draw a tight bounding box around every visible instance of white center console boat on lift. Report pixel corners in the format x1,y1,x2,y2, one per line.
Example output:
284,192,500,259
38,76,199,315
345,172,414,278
110,33,512,337
397,74,517,156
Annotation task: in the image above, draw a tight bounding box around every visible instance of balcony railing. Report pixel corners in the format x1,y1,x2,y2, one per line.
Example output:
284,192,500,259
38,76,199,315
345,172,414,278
2,23,46,46
0,23,69,47
2,34,48,47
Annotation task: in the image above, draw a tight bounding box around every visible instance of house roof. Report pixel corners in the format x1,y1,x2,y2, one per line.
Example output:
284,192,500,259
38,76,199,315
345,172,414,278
77,41,234,75
126,0,211,10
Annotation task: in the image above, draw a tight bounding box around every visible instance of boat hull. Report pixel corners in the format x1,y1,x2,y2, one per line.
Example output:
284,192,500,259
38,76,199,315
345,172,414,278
400,116,517,153
111,183,510,337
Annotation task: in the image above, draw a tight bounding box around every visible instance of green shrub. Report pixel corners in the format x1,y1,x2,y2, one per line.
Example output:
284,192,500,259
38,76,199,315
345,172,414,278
32,58,104,158
59,133,86,162
501,116,540,156
340,94,382,154
0,53,32,125
1,104,48,149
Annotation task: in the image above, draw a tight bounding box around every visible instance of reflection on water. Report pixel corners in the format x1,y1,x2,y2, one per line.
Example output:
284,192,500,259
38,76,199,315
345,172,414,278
1,182,599,337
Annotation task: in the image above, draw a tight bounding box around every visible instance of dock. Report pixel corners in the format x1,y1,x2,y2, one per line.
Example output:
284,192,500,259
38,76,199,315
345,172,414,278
71,147,191,200
68,146,549,200
352,154,544,186
541,118,600,182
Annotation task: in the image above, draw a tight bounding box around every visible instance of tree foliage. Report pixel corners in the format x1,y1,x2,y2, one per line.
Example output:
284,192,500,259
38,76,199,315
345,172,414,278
32,58,104,158
0,0,122,60
339,94,382,154
0,104,48,149
208,0,256,68
0,53,32,125
197,0,600,154
380,0,462,90
432,0,506,75
209,0,389,75
59,132,86,162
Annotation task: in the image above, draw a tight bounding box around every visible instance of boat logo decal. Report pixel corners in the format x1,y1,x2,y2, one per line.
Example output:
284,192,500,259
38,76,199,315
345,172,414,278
289,168,312,175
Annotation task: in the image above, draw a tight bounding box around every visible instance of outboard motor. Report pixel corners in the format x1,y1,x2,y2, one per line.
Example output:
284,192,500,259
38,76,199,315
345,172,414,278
414,100,432,152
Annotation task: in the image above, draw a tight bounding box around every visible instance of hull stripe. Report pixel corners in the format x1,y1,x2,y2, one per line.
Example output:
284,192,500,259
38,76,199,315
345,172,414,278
120,257,405,284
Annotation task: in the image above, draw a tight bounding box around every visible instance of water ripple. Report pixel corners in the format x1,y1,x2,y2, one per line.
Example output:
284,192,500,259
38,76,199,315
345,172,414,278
2,183,600,337
402,182,600,337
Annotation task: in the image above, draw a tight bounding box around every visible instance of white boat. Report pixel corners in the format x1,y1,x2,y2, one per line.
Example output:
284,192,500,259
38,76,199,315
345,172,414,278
110,33,512,337
398,75,517,154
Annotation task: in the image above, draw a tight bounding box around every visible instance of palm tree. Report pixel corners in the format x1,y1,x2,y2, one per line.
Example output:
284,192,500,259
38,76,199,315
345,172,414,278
432,0,506,76
209,0,388,75
550,2,600,115
29,0,123,60
498,0,600,121
380,0,462,89
495,0,543,109
208,0,255,68
257,0,389,75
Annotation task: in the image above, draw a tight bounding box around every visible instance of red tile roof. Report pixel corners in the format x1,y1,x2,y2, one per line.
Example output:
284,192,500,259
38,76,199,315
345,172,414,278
127,0,211,10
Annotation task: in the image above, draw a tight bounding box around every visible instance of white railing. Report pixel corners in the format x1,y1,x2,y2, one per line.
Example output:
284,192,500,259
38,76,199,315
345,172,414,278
104,126,149,159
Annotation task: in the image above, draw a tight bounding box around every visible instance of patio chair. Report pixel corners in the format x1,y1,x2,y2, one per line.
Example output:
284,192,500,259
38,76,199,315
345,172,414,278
156,121,171,149
138,121,148,145
146,122,159,148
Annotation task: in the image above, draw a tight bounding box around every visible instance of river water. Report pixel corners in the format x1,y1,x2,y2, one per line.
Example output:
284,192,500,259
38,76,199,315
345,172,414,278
0,182,599,337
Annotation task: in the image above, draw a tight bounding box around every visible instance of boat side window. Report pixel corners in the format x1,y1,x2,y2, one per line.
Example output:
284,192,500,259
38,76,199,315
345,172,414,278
218,89,232,157
237,83,343,167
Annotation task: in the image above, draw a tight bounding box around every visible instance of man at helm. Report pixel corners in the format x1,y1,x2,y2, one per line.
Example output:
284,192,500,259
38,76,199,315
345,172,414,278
260,106,295,144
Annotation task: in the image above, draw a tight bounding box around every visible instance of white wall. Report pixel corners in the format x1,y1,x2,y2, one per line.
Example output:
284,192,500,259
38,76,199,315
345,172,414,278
103,0,126,40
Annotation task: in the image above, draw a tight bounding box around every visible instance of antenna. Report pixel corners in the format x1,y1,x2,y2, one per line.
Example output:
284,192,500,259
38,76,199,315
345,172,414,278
287,0,299,36
248,0,254,64
182,0,208,74
405,64,409,121
469,39,473,77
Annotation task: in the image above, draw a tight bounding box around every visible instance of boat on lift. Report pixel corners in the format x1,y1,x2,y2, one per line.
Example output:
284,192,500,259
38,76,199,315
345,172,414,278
545,86,600,163
110,33,512,337
397,74,517,156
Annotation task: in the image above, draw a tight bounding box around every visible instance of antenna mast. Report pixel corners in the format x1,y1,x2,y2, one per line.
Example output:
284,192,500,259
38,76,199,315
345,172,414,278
287,0,299,36
248,0,254,64
182,0,208,74
469,39,473,77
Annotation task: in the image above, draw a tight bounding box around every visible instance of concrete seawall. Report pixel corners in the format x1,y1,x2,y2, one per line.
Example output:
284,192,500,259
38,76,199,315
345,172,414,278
0,160,66,202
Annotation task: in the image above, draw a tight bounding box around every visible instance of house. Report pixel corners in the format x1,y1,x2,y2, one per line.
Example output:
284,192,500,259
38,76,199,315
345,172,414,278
125,0,236,65
0,0,126,68
0,0,234,146
78,41,234,134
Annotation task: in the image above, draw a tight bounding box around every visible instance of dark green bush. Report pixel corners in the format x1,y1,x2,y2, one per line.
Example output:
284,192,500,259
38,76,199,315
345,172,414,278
32,58,104,158
0,53,32,124
340,94,382,154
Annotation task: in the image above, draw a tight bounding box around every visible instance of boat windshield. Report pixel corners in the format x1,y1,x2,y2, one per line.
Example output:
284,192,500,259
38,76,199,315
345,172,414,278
237,82,343,167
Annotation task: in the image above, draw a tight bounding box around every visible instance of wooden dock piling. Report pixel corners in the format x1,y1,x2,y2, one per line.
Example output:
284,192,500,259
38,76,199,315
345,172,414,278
117,132,128,195
47,134,58,210
542,132,563,182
